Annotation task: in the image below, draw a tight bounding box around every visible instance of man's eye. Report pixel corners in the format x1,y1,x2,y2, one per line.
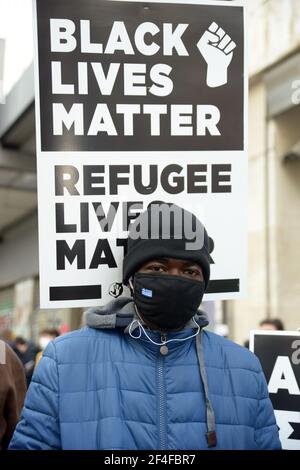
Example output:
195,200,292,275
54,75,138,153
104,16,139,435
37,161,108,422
148,265,165,272
184,269,200,276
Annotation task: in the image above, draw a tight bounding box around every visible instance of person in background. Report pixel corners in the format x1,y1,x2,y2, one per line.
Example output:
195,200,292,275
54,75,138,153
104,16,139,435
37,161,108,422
259,319,285,331
12,337,39,387
244,318,285,348
0,340,26,449
35,328,60,368
59,324,70,335
0,330,15,347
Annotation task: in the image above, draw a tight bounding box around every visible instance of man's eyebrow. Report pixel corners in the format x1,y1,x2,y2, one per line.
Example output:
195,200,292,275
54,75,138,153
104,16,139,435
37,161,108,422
182,261,202,268
148,258,168,264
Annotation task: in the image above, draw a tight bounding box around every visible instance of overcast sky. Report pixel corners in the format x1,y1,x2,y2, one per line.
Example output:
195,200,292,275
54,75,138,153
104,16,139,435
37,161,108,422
0,0,33,96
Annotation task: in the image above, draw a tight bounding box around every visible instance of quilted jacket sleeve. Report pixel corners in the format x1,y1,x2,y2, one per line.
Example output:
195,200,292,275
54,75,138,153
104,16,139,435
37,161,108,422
254,368,282,450
9,341,61,450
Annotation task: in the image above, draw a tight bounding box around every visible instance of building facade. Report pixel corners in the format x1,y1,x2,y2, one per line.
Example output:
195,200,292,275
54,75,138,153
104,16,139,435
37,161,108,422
228,0,300,343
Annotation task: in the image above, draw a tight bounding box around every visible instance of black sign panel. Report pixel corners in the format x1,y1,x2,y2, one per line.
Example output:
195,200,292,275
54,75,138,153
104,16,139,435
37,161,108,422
36,0,244,152
253,333,300,411
251,332,300,449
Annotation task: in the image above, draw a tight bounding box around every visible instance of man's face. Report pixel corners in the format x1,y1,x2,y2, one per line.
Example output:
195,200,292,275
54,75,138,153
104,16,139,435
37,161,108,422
260,323,278,331
133,257,204,332
39,334,56,350
137,257,204,282
16,343,28,353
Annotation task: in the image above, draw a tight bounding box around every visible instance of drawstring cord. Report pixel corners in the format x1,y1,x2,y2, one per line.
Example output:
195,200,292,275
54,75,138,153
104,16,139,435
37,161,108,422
196,331,217,448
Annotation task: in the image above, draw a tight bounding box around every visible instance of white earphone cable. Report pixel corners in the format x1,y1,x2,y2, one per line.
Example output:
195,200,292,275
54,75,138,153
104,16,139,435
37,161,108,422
128,317,200,346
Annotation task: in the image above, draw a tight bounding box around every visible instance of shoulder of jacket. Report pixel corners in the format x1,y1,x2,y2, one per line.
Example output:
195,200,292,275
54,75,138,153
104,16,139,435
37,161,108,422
54,326,118,343
203,330,261,373
45,327,121,363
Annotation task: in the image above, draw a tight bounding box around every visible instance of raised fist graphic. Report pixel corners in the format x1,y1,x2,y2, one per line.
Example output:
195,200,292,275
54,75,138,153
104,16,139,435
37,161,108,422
197,22,236,88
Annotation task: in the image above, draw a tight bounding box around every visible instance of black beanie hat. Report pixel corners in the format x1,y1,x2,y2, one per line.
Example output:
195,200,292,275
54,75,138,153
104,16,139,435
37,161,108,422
123,202,211,288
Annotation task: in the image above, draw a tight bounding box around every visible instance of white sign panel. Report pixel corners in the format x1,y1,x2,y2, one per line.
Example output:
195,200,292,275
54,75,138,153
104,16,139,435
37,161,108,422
250,331,300,450
0,38,5,103
33,0,247,308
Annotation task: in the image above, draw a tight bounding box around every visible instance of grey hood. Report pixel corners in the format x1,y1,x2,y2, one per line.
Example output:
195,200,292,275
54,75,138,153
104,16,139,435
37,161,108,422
85,297,209,331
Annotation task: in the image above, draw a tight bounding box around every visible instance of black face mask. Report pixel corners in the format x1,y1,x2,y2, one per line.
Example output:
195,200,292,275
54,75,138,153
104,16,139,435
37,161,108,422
133,273,205,331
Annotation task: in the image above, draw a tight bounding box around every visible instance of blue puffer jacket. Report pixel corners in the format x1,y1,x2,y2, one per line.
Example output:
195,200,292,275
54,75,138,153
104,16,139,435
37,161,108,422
10,298,281,450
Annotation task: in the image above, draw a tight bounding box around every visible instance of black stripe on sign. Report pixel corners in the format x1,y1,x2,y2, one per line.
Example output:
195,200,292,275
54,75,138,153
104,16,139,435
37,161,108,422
49,285,101,301
206,279,240,294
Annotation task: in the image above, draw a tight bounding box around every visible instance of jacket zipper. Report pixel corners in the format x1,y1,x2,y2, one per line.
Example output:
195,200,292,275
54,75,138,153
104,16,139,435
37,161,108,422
157,333,167,450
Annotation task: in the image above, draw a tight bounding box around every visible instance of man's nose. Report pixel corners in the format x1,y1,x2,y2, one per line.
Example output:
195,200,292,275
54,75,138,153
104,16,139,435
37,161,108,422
168,268,181,276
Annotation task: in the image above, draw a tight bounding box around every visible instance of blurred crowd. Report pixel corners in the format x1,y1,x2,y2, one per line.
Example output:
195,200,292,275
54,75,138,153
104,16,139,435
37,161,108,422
10,329,60,386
